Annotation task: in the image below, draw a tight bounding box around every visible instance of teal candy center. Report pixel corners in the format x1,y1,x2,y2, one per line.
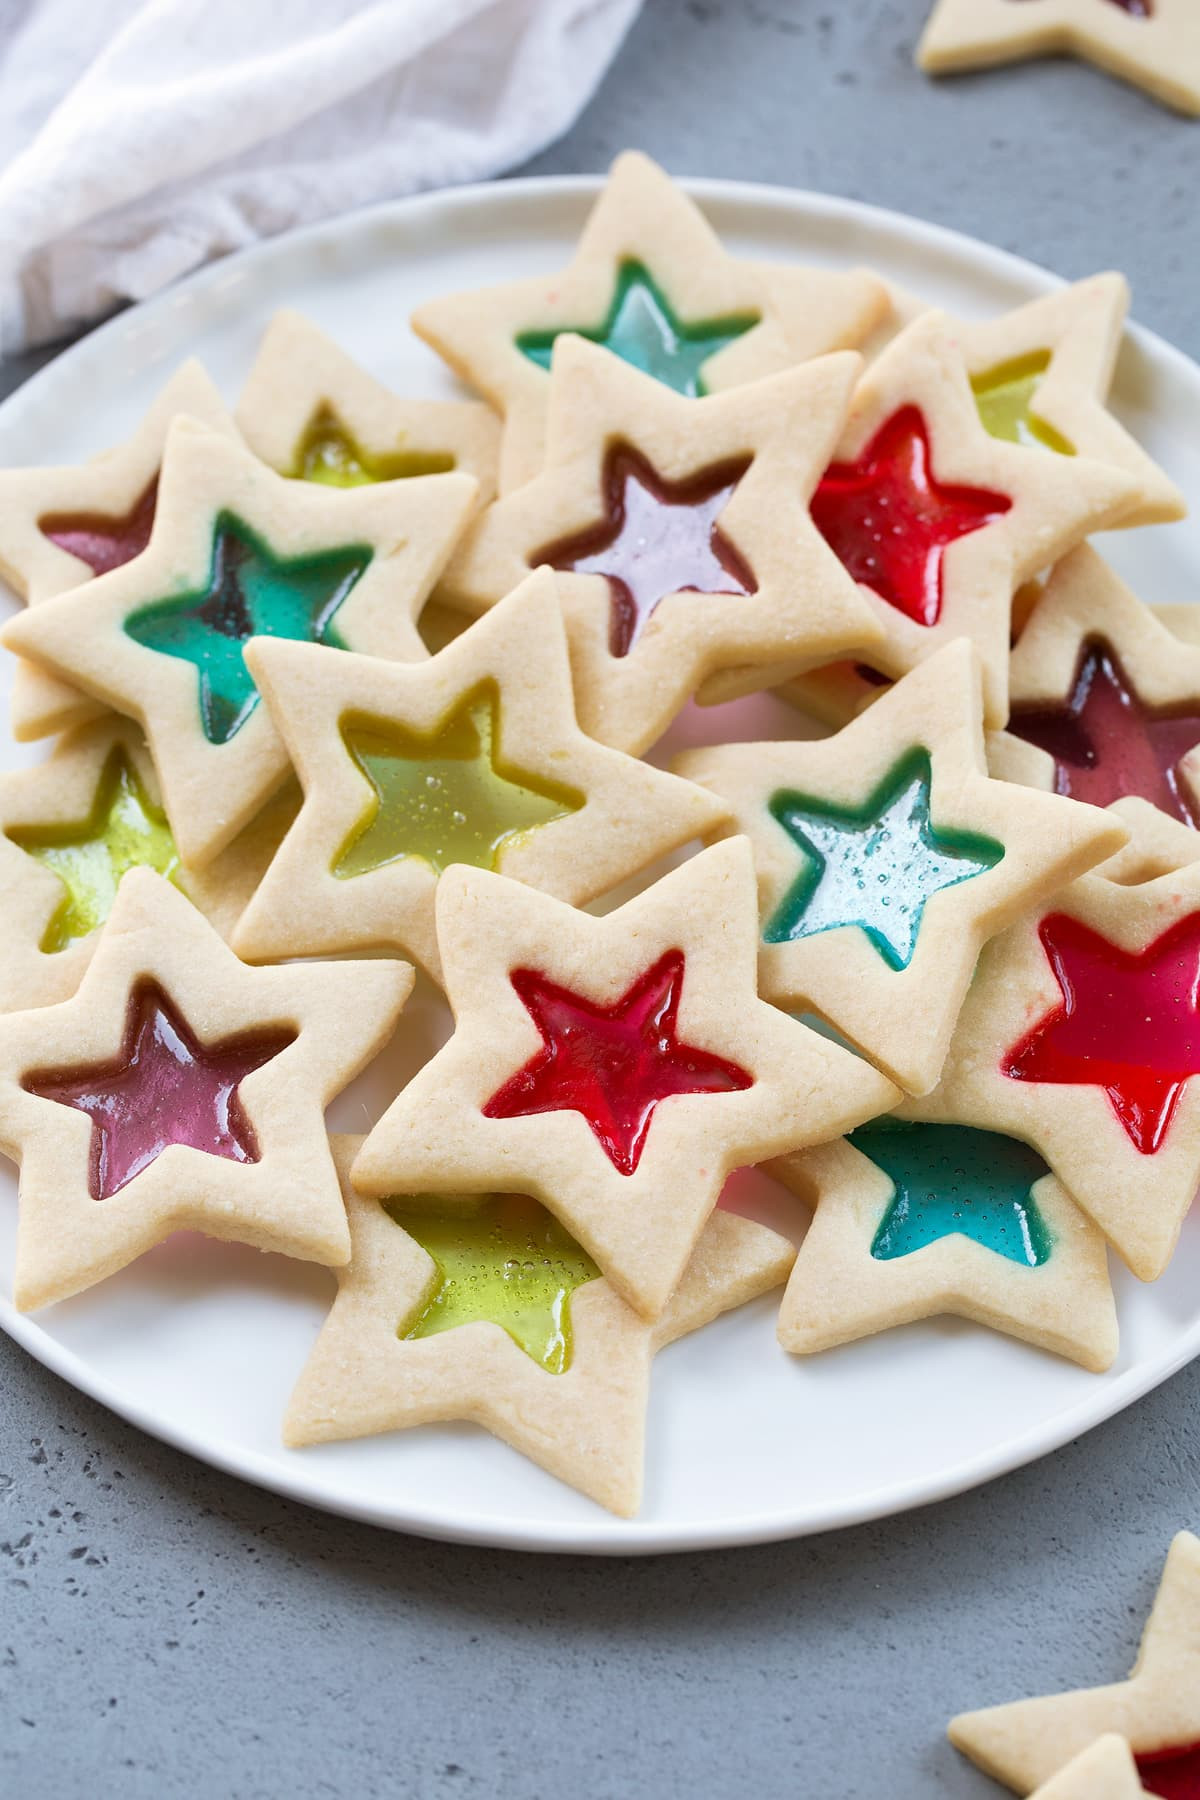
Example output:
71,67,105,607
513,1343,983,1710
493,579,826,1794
849,1120,1054,1266
124,512,370,745
763,750,1004,970
515,260,759,397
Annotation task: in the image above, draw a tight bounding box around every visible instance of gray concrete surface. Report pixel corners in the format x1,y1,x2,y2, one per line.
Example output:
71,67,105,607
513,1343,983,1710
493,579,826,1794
1,1,1198,1795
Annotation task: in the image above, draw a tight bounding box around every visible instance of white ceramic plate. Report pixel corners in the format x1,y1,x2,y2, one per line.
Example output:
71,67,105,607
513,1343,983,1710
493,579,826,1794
0,176,1198,1556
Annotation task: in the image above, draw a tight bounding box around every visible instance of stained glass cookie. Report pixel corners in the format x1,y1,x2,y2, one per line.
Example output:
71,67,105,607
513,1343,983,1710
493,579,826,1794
0,718,295,1012
236,309,500,503
911,852,1200,1280
0,359,238,741
771,1108,1117,1370
411,149,890,490
952,274,1184,526
991,545,1200,864
951,1533,1200,1793
676,639,1127,1095
769,311,1138,727
2,418,477,866
352,838,898,1321
440,336,881,753
918,0,1200,119
232,569,727,982
284,1140,794,1516
0,869,410,1310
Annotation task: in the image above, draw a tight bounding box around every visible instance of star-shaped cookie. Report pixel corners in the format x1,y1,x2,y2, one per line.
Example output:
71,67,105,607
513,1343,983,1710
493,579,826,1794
232,569,728,981
918,854,1200,1279
1029,1739,1151,1800
991,545,1200,865
950,1533,1200,1791
0,358,239,742
411,149,890,490
2,418,477,867
0,868,410,1310
773,311,1138,727
918,0,1200,118
948,275,1184,526
440,336,882,753
283,1140,794,1516
0,717,295,1013
236,309,499,503
677,640,1127,1094
770,1101,1118,1369
351,838,899,1320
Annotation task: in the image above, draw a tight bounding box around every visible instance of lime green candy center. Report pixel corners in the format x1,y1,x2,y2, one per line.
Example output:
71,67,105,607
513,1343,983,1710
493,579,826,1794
387,1193,601,1374
971,352,1076,454
9,749,179,952
334,682,583,879
516,260,759,398
292,405,455,488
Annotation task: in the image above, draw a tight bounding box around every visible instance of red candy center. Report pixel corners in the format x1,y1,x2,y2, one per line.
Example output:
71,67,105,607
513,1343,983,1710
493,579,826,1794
1137,1741,1200,1800
1001,912,1200,1154
1010,643,1200,827
39,477,159,577
811,406,1011,627
483,950,753,1175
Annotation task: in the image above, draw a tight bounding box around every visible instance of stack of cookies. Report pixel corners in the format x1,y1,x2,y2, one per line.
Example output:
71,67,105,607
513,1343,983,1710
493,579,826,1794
0,151,1192,1518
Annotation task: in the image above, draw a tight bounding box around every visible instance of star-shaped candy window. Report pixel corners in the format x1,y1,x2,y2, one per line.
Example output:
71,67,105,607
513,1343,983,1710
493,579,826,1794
385,1192,600,1374
849,1119,1054,1266
1002,912,1200,1155
483,950,754,1176
124,512,370,745
290,405,454,488
39,477,159,577
764,750,1005,971
23,980,295,1199
540,446,755,657
1136,1742,1200,1799
811,405,1012,627
971,352,1076,454
334,682,584,879
515,259,759,399
1010,640,1200,828
6,747,179,953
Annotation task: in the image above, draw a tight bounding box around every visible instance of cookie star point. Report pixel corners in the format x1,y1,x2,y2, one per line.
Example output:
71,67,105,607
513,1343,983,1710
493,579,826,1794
950,1533,1200,1792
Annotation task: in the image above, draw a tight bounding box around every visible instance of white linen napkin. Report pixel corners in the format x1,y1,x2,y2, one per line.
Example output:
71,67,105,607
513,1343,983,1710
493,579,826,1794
0,0,641,353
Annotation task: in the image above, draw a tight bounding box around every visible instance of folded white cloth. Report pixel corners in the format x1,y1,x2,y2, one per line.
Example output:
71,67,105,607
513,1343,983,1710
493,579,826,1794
0,0,641,353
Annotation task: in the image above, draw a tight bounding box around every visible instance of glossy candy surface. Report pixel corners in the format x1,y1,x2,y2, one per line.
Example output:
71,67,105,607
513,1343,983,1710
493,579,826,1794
811,407,1011,626
1002,912,1200,1154
8,749,180,952
1136,1741,1200,1800
971,352,1075,454
483,950,752,1175
849,1118,1053,1266
335,684,582,878
1010,642,1200,827
125,513,369,743
765,751,1004,969
291,406,454,487
24,982,293,1199
387,1192,600,1374
40,478,159,576
542,447,754,656
516,260,758,397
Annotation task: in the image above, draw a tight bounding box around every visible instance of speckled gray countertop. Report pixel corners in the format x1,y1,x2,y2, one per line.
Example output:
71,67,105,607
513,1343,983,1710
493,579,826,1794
1,3,1197,1795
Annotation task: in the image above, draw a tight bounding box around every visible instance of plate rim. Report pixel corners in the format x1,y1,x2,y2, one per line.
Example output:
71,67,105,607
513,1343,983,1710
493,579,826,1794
1,170,1197,1556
